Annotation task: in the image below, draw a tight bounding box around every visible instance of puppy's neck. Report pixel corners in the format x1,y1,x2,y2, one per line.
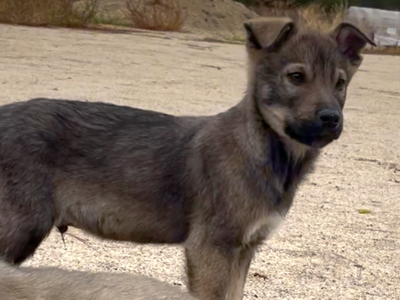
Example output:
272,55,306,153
235,93,314,164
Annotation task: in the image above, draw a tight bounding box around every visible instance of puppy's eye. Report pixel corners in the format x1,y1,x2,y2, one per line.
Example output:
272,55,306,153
287,72,305,84
336,79,346,90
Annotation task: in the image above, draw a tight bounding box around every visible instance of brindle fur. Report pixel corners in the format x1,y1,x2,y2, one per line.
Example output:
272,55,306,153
0,17,374,300
0,261,196,300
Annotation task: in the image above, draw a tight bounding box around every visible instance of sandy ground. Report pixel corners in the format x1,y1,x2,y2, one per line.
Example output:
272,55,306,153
0,24,399,300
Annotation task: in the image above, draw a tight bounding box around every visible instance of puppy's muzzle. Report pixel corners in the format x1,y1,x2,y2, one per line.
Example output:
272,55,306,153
317,108,342,140
284,108,343,148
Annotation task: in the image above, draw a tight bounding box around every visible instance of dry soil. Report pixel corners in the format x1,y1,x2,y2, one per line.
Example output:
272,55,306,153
97,0,258,39
0,23,399,300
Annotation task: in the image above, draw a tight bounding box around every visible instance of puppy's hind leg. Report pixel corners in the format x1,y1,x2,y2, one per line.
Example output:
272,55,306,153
0,173,55,265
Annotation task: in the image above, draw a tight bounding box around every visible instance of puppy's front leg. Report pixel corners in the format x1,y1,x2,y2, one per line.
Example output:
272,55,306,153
226,247,255,300
185,241,232,300
185,240,253,300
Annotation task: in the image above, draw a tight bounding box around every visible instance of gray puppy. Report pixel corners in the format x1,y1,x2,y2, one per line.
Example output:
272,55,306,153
0,17,374,300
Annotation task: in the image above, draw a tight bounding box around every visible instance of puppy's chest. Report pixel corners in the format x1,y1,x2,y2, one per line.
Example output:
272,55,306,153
241,161,308,245
243,212,285,246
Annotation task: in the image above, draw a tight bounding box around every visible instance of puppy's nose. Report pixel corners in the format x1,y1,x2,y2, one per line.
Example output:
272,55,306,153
318,109,341,128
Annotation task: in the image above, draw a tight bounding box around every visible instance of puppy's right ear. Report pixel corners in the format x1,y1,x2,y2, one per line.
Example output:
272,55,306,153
244,17,296,51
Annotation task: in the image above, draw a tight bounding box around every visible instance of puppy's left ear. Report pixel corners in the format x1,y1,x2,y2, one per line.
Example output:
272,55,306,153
332,22,376,67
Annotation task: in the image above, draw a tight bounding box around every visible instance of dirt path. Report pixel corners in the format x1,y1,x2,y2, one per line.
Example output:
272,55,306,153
0,24,399,299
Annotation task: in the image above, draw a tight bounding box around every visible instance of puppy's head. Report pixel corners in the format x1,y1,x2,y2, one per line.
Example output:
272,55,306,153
244,17,375,148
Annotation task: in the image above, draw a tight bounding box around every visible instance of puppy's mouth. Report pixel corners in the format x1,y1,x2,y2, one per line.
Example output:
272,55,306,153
284,121,343,148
